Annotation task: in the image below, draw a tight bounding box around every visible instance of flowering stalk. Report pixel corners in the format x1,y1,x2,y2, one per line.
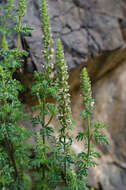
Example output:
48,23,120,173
17,0,26,49
0,0,14,49
31,0,57,186
76,68,108,184
41,0,53,158
40,0,53,144
75,67,96,181
41,0,53,64
81,67,94,158
55,39,72,184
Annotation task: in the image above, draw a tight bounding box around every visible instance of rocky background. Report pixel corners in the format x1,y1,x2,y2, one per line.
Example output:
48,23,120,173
1,0,126,189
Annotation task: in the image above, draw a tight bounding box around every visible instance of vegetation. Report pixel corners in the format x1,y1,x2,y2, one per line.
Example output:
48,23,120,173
0,0,108,189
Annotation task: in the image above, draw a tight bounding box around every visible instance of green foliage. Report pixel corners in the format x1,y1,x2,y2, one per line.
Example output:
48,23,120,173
76,68,109,181
0,51,32,188
0,0,109,189
0,0,33,189
92,121,109,145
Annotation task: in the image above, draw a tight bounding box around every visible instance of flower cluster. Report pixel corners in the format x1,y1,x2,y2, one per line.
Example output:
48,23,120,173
81,67,94,118
55,39,72,130
42,61,54,81
0,0,14,49
18,0,26,17
36,133,43,152
41,0,53,63
8,0,14,11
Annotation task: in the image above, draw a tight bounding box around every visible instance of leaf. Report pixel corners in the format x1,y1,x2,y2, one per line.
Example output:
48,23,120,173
40,126,54,137
92,121,108,129
93,129,109,145
32,116,41,126
76,130,88,141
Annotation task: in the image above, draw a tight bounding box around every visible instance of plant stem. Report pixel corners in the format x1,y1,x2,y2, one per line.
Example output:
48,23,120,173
42,97,46,144
37,95,46,179
0,34,8,49
17,16,21,49
89,187,94,190
63,135,67,184
87,115,91,158
42,97,46,180
45,114,54,127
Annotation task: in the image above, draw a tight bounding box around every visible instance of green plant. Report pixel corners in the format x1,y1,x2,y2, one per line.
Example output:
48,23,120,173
0,0,33,189
76,68,108,181
0,0,109,189
30,0,58,189
55,39,74,187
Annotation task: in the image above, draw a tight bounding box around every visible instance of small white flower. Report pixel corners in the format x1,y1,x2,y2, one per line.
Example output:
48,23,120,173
51,48,54,53
91,101,95,107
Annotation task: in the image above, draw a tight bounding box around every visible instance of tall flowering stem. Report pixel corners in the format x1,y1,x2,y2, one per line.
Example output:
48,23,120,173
76,69,108,183
76,67,95,180
55,39,72,183
81,67,94,158
40,0,53,149
31,0,57,186
17,0,26,49
0,0,14,49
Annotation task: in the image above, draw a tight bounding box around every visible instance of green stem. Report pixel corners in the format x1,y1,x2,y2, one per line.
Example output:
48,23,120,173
87,115,91,158
17,16,21,49
42,98,46,181
89,187,94,190
63,136,67,184
42,97,46,144
37,95,46,180
0,34,8,49
0,13,9,49
45,114,54,127
37,95,46,144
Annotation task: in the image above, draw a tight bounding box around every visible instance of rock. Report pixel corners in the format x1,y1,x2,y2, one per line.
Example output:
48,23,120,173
88,161,126,190
73,0,124,19
67,54,126,190
92,61,126,163
1,0,124,71
85,60,126,189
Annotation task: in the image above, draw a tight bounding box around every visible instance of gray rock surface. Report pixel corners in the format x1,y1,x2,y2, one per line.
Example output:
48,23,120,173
16,0,125,71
